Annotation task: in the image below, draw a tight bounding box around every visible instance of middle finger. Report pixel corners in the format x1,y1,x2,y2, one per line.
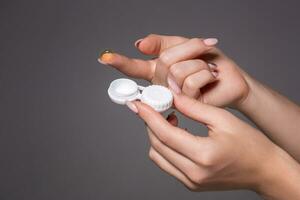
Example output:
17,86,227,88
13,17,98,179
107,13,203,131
152,38,215,85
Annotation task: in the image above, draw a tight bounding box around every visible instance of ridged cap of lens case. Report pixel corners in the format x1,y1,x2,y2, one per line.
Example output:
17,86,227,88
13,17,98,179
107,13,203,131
108,78,173,112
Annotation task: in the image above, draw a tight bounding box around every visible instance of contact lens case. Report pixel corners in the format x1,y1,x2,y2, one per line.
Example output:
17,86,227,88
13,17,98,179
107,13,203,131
108,78,173,112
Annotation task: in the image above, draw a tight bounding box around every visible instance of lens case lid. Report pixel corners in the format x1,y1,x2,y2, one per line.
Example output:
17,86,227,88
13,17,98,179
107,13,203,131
108,78,173,112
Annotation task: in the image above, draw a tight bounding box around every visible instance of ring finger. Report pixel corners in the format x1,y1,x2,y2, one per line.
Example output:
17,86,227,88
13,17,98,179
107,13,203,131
182,69,216,98
168,59,210,87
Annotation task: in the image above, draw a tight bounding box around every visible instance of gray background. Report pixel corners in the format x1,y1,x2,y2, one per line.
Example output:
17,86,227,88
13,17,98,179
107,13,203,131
1,0,299,199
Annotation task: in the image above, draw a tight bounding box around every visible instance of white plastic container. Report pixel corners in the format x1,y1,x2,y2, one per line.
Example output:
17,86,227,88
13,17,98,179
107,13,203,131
108,78,173,112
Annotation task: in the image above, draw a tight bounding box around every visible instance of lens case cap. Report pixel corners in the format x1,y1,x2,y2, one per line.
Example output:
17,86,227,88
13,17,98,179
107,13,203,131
108,78,173,112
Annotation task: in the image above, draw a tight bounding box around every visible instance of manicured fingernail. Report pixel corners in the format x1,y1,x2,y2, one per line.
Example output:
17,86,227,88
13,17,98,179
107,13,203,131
208,63,218,77
208,62,217,69
203,38,218,46
166,111,175,120
98,49,114,64
134,38,143,48
126,101,138,113
167,76,181,94
212,71,218,78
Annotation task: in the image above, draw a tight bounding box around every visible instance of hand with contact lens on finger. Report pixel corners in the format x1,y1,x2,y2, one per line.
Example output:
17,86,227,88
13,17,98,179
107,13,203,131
99,34,300,163
99,34,247,108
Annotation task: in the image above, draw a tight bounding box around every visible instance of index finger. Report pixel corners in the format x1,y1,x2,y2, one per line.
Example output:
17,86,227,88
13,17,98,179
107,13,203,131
98,51,155,81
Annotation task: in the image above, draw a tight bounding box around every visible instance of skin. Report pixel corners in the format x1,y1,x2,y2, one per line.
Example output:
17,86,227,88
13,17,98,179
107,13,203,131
127,93,300,199
99,34,300,197
99,34,300,162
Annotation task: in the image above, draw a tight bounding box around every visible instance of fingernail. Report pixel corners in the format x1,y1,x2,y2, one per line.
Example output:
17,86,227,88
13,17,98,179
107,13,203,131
98,49,114,64
134,38,143,48
126,101,138,113
208,62,217,69
166,111,175,120
212,71,218,78
203,38,218,46
97,58,106,65
167,76,181,94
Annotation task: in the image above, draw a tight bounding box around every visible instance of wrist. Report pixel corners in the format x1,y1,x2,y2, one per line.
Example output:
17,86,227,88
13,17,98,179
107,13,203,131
255,146,300,200
235,72,261,113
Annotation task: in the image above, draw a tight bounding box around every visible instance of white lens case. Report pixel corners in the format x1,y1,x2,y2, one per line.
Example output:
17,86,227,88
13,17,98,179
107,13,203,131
108,78,173,112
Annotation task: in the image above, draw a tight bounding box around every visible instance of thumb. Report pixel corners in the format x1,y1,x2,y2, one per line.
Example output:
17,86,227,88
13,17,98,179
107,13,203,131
172,92,224,126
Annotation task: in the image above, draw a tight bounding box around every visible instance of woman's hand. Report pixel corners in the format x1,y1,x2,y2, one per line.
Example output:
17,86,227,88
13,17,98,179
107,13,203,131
99,34,249,108
126,92,300,199
100,34,300,161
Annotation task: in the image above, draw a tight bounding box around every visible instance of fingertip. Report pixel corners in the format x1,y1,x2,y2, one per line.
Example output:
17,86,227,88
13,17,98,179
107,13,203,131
134,101,152,115
97,58,106,65
134,101,165,124
137,35,160,55
126,101,138,113
98,50,115,64
203,38,218,46
134,38,144,48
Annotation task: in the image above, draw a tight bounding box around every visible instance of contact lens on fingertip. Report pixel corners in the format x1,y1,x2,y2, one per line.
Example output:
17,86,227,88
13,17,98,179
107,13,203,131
108,78,173,112
99,50,114,63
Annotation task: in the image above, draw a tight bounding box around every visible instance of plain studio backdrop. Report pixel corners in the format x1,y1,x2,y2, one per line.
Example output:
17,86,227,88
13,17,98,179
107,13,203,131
1,0,300,199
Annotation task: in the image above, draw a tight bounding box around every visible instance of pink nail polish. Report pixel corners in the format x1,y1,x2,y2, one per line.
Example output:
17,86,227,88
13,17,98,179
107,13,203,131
167,76,181,94
208,63,217,69
212,71,218,78
126,101,138,113
166,111,176,120
203,38,218,46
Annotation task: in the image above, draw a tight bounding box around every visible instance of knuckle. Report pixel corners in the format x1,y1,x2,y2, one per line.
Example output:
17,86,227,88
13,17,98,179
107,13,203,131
159,52,171,65
215,109,232,121
197,153,215,167
194,59,207,68
156,131,168,144
148,148,155,161
155,127,173,144
188,171,206,184
169,64,183,79
201,69,214,79
202,69,212,76
185,183,199,192
184,76,198,90
185,163,199,177
151,137,161,150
